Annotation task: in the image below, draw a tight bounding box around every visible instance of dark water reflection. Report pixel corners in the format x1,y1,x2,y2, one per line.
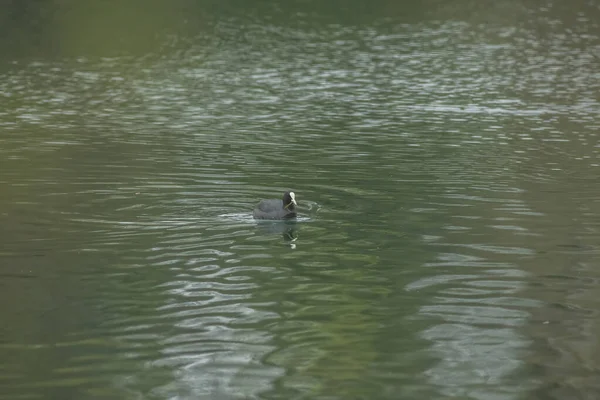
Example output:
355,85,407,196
1,1,600,399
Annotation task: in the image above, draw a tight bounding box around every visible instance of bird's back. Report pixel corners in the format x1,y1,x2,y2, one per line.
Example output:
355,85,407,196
253,199,296,219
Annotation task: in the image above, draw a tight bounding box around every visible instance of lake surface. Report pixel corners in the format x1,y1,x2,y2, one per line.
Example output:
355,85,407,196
1,1,600,399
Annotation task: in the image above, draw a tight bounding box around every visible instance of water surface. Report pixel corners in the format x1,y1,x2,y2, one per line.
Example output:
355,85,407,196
1,1,600,399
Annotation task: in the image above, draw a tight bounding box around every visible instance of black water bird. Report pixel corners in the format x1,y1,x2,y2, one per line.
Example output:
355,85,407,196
253,191,297,220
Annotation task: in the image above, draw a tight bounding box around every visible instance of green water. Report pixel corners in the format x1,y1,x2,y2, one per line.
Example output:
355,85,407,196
1,1,600,399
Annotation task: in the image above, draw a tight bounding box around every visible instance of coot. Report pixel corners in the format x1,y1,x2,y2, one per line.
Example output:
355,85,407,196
253,191,297,220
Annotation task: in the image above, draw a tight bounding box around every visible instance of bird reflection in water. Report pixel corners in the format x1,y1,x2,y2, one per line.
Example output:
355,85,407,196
256,220,298,249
